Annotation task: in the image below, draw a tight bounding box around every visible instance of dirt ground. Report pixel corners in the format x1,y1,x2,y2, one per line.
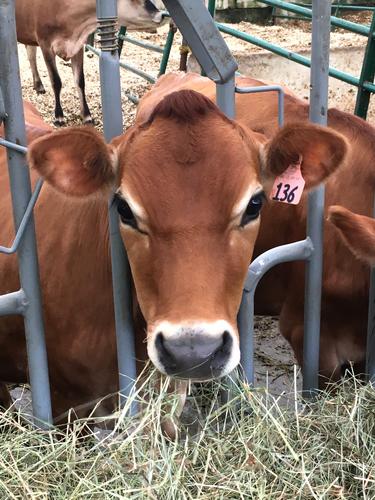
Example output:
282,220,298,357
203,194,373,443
12,14,373,402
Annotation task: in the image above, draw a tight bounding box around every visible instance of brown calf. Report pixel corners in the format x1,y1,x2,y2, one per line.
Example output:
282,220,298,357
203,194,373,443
0,88,344,419
137,71,375,384
15,0,163,125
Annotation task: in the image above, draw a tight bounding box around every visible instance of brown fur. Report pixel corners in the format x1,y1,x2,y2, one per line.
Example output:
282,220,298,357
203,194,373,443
136,72,375,384
147,89,227,125
328,206,375,265
0,86,346,420
29,127,115,197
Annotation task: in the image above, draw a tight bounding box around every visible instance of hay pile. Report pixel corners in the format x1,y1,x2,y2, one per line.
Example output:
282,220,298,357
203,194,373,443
2,371,375,499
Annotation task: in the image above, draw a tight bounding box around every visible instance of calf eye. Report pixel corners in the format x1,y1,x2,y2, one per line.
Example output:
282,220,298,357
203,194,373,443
115,195,138,230
240,192,265,226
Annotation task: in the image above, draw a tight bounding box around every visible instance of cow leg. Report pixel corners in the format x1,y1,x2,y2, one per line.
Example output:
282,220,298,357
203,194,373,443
25,45,46,94
40,46,65,126
71,48,93,125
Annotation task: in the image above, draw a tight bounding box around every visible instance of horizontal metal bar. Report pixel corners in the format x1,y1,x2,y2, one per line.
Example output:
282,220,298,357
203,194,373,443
118,61,156,83
118,34,164,53
85,43,100,56
85,44,156,83
0,179,44,254
235,85,284,126
259,0,372,37
294,3,375,12
272,15,310,20
0,289,27,316
244,238,314,292
124,92,139,104
217,23,375,94
0,137,27,154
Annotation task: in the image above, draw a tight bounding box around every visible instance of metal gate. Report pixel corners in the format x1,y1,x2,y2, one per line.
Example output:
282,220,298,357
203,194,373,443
0,0,351,426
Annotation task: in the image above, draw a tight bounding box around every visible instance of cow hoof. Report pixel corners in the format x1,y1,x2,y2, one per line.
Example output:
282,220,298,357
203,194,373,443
83,116,95,126
35,85,46,95
54,117,65,127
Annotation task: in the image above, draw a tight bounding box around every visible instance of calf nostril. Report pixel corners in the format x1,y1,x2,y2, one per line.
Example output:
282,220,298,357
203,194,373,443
155,331,177,370
210,331,233,370
155,331,164,349
223,331,232,349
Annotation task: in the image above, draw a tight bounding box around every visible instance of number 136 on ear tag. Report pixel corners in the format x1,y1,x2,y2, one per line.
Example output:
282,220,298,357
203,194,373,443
270,158,305,205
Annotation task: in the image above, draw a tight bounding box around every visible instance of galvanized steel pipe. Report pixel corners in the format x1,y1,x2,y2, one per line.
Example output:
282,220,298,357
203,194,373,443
302,0,332,396
96,0,137,412
0,0,52,427
239,239,314,383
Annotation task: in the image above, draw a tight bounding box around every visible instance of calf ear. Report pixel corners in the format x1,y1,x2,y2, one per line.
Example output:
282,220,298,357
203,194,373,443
328,205,375,264
28,127,117,197
263,123,347,189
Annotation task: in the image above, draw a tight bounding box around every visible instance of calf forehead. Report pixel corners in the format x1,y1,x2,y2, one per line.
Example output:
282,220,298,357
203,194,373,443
119,115,260,228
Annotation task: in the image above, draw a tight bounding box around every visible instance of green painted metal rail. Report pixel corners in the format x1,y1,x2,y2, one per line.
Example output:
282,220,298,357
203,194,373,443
216,22,375,93
294,3,375,12
355,11,375,118
117,23,175,82
118,34,164,54
259,0,373,36
211,0,375,119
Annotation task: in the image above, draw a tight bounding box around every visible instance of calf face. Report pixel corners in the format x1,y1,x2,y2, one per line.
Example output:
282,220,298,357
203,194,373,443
118,0,164,29
29,90,347,381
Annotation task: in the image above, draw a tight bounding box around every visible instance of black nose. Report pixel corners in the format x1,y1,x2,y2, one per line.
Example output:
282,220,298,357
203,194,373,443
155,330,233,380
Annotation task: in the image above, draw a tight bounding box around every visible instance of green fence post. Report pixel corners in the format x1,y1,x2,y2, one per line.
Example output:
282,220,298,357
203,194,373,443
354,11,375,120
208,0,216,17
118,25,127,57
158,22,176,76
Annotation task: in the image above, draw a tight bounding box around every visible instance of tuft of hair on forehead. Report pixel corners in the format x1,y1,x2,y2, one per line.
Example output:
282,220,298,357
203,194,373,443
146,89,227,125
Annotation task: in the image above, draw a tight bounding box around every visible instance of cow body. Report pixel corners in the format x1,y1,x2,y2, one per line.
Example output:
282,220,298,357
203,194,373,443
137,72,375,383
15,0,163,125
0,80,345,420
0,105,118,418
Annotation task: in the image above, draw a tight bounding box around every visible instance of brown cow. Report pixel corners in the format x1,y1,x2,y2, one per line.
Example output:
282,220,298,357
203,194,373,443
0,87,344,419
329,206,375,265
136,71,375,384
15,0,164,125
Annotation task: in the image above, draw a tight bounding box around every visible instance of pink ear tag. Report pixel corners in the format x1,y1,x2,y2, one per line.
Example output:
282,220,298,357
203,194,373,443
270,157,305,205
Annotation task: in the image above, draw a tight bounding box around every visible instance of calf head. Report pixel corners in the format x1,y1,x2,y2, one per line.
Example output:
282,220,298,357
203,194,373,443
118,0,164,30
29,90,347,381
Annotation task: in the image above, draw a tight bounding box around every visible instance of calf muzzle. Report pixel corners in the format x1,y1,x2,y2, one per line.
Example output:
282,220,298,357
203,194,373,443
155,329,234,380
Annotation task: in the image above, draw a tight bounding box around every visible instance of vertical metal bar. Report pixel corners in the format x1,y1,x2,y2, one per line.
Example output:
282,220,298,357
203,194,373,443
158,22,176,76
163,0,238,83
216,75,236,118
367,199,375,383
96,0,137,412
362,15,375,383
118,25,127,57
235,86,284,127
208,0,216,17
354,11,375,120
238,290,255,385
303,0,331,395
0,0,52,427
